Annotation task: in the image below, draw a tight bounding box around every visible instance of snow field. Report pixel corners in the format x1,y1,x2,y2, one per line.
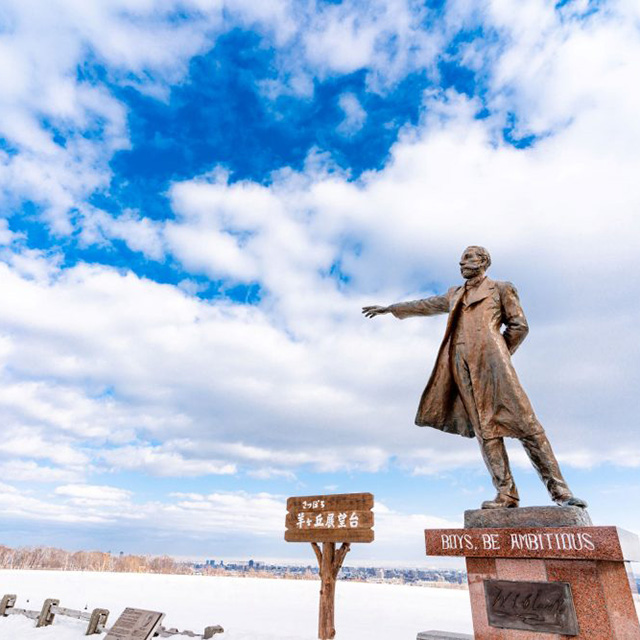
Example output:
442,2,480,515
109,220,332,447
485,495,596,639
0,570,473,639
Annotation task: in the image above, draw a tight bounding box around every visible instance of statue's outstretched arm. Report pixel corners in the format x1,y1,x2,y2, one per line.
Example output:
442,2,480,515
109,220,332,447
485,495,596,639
363,293,450,320
362,305,391,318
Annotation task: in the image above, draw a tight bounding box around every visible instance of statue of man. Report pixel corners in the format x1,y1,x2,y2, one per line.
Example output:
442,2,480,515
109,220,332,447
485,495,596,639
363,246,586,510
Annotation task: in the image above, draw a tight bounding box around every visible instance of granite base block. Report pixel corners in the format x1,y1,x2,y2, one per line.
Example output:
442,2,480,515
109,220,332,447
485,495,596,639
425,507,640,640
464,505,592,529
464,557,640,639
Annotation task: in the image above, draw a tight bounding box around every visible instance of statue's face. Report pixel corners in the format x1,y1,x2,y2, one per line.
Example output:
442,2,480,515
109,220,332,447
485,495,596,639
459,247,486,280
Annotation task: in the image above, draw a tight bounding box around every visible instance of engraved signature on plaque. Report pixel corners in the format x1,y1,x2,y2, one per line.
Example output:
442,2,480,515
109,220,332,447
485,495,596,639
484,579,579,636
104,607,165,640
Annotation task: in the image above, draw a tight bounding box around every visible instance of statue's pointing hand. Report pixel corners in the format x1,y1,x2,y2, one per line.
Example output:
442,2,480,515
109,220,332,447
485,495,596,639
362,305,390,318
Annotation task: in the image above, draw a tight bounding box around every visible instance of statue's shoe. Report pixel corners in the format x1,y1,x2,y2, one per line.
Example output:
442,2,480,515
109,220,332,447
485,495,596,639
555,495,588,508
481,497,519,509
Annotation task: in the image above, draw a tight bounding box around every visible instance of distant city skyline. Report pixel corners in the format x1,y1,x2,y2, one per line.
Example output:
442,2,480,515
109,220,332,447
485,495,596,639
1,0,639,566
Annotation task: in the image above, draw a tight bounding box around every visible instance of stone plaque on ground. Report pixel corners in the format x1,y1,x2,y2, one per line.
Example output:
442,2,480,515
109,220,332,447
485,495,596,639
484,579,579,635
104,608,164,640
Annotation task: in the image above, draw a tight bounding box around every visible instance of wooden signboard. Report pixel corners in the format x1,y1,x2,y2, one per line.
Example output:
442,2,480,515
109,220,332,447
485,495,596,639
285,493,374,639
286,492,374,543
104,608,164,640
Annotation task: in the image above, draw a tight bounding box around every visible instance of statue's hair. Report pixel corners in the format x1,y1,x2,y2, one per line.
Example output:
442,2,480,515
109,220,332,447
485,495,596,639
464,245,491,269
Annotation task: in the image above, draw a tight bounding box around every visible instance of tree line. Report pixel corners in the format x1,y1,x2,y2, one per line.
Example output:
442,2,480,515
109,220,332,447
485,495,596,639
0,544,190,574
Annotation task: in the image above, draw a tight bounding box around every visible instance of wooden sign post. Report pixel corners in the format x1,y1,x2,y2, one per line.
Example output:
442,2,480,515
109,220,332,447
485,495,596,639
285,492,374,640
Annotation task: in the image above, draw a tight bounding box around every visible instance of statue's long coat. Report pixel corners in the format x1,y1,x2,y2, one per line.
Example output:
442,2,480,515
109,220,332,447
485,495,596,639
390,277,543,440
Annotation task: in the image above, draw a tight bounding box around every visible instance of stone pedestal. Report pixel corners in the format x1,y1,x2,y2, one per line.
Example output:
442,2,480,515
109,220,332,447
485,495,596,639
423,507,640,639
417,632,473,639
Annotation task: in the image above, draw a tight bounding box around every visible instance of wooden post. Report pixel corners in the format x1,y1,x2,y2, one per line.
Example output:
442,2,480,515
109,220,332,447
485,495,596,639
0,595,16,617
36,598,59,627
86,608,110,635
285,493,373,639
312,541,350,640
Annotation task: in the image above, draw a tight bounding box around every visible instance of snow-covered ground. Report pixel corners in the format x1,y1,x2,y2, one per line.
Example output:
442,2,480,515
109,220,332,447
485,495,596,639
0,570,472,639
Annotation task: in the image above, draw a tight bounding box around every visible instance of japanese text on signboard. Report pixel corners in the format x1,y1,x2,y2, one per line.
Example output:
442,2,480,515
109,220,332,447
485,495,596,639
285,493,374,543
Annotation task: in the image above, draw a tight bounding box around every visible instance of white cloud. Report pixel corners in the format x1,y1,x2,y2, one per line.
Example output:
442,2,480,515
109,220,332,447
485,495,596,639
163,490,286,535
0,428,88,466
145,2,640,480
54,483,132,506
337,93,367,136
2,484,288,535
0,376,154,443
0,484,464,559
0,0,639,510
0,484,111,523
0,480,132,524
373,501,461,546
408,447,484,476
100,445,237,477
0,482,20,494
300,0,443,90
80,209,166,261
247,468,297,481
0,0,453,245
0,220,19,245
0,0,223,233
304,11,381,74
0,460,82,484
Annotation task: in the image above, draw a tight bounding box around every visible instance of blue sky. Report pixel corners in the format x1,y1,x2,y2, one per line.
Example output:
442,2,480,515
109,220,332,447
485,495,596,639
1,0,640,566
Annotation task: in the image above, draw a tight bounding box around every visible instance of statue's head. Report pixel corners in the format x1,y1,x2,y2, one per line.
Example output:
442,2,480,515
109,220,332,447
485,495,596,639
459,245,491,280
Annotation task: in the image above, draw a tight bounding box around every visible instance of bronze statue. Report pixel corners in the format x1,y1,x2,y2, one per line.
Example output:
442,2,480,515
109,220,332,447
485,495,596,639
363,246,586,510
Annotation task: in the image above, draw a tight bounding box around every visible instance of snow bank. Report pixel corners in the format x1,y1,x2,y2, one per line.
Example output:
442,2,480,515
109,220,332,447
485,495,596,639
0,570,472,639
